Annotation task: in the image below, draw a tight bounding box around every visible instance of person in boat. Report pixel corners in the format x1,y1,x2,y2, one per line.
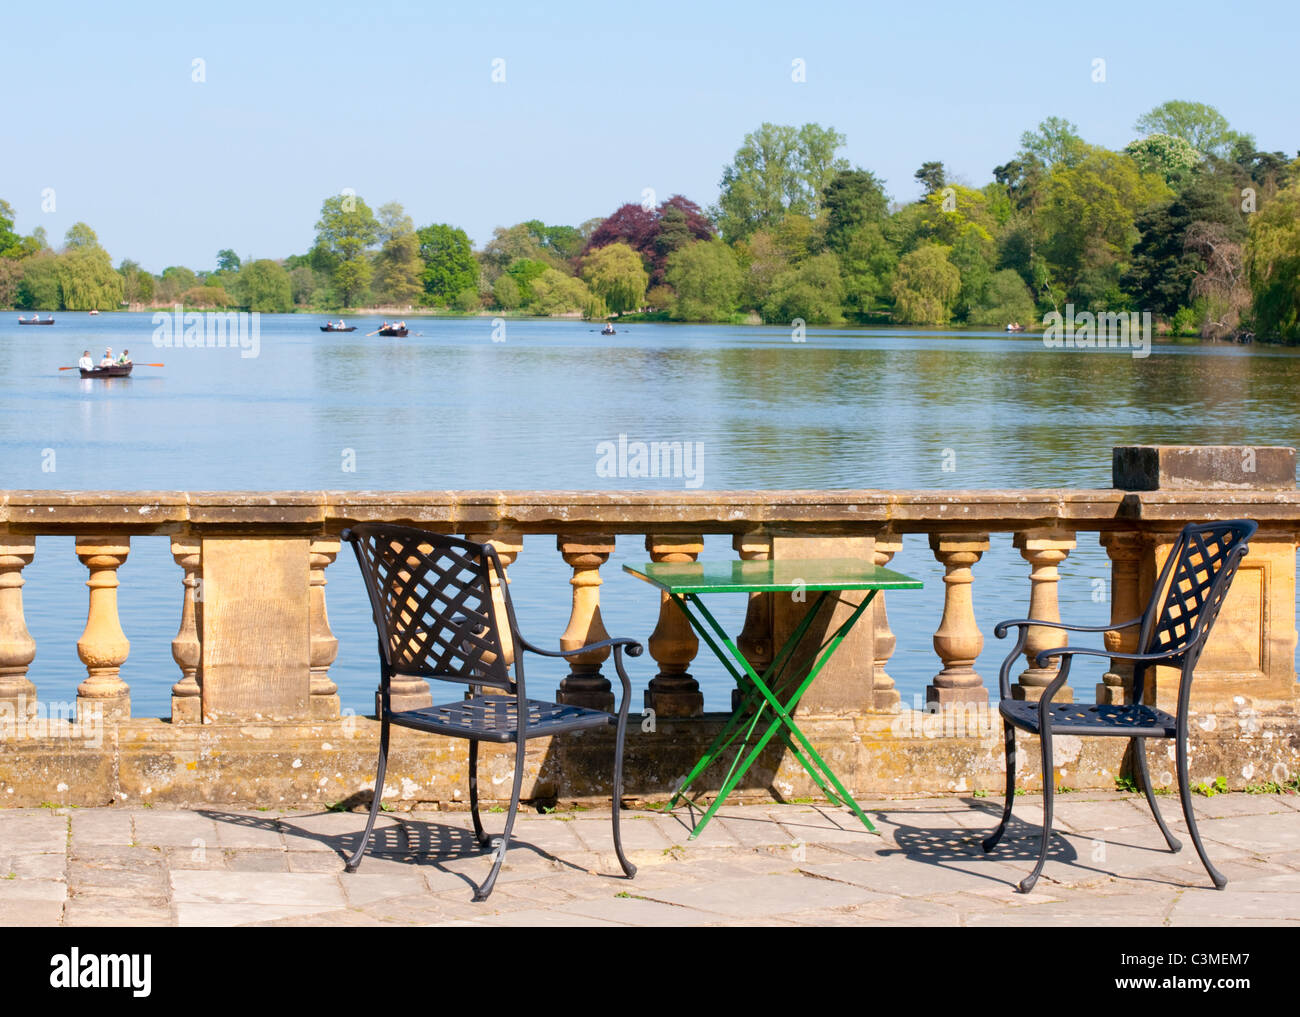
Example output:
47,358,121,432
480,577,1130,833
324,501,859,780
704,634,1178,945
117,349,131,365
338,319,345,329
78,350,93,372
100,348,114,367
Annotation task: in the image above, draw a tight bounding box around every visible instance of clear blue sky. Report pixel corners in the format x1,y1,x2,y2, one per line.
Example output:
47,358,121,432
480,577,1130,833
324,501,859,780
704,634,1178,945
5,0,1296,271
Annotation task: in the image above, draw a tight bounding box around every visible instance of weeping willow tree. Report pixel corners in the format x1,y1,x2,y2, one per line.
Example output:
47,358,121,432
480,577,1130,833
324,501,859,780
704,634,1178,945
56,223,123,310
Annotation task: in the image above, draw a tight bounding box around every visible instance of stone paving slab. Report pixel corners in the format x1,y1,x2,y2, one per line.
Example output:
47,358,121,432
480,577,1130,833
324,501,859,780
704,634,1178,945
2,794,1295,926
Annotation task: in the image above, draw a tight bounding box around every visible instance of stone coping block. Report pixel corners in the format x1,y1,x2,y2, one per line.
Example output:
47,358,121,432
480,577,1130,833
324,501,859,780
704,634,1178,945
1114,446,1296,491
8,487,1300,536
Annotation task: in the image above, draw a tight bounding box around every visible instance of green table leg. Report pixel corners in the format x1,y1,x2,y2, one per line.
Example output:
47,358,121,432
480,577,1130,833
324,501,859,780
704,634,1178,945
681,591,879,838
667,591,830,808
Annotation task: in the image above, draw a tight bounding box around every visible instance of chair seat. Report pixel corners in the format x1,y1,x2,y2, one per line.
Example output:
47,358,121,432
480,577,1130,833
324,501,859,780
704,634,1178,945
1000,699,1177,738
387,694,615,743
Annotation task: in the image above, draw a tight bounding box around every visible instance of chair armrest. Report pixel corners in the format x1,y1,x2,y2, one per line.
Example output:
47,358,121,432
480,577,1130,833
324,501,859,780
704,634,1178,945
1032,644,1185,669
517,636,644,659
994,616,1143,639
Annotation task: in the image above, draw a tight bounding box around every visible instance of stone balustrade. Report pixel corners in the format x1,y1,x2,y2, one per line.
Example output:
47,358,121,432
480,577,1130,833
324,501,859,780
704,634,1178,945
0,445,1296,808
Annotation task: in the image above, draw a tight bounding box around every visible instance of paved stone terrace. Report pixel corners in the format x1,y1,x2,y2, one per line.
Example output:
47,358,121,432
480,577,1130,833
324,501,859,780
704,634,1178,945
1,792,1297,926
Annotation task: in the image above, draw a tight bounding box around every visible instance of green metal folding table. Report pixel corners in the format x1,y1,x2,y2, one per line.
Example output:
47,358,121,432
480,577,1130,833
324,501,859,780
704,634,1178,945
624,557,922,839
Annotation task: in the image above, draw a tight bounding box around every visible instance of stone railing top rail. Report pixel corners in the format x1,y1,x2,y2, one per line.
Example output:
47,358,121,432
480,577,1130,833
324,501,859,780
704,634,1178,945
1,488,1298,536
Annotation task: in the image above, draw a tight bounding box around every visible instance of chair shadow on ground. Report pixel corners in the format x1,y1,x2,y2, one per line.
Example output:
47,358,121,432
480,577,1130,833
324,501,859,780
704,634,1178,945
196,806,601,895
876,798,1193,891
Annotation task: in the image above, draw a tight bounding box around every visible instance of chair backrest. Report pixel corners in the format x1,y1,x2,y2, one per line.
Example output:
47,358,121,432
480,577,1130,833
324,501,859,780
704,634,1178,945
1136,520,1257,677
343,523,518,691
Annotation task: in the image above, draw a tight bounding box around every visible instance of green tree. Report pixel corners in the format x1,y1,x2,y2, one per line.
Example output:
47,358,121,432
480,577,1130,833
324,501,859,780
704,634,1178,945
15,252,61,309
506,258,549,303
580,242,648,314
479,223,566,280
527,268,595,316
838,223,896,317
717,122,848,241
417,223,478,305
1246,180,1300,340
314,193,379,307
665,240,741,321
1039,146,1170,306
289,266,319,306
156,265,198,304
1134,101,1250,159
180,285,231,308
1018,116,1087,170
762,252,845,324
0,199,23,259
235,259,293,311
891,244,960,324
948,226,997,321
1123,168,1242,317
914,161,946,196
968,269,1037,326
118,259,155,306
216,249,241,273
823,170,890,251
734,230,790,311
371,203,423,306
1124,134,1200,187
0,258,21,309
492,273,522,310
56,223,122,310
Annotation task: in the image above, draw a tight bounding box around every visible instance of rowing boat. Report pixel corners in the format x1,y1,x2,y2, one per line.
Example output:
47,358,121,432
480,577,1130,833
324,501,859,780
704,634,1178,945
320,325,357,332
80,364,133,378
19,318,54,325
377,327,409,337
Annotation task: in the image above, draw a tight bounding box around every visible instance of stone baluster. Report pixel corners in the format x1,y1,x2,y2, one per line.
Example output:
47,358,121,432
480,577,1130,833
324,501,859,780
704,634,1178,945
871,535,904,712
170,540,202,723
0,539,37,720
309,538,342,719
465,529,524,683
75,537,131,722
644,535,704,717
733,533,773,711
1098,531,1144,705
556,535,616,711
927,533,990,708
1012,529,1077,702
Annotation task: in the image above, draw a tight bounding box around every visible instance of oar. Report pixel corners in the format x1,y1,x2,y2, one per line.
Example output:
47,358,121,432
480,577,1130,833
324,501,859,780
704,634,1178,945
59,363,164,370
364,329,380,336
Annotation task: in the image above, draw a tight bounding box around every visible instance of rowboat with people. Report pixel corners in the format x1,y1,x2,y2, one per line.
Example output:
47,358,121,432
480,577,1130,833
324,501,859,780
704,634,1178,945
79,364,134,379
19,315,54,325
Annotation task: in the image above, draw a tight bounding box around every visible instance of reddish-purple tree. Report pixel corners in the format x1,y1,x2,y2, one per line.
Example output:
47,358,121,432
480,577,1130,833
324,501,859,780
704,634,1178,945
585,195,716,285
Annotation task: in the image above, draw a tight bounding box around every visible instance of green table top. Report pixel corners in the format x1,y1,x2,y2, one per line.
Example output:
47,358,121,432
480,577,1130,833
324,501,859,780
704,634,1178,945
623,557,923,594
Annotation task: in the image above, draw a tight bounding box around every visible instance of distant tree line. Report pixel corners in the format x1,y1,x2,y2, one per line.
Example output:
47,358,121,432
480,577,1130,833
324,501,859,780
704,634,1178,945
1,99,1296,339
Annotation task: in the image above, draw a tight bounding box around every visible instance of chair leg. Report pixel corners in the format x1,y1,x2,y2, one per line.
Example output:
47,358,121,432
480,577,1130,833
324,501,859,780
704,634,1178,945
473,739,526,902
345,716,390,873
1177,734,1227,890
983,720,1017,852
1133,737,1181,852
610,713,637,879
1018,728,1055,893
468,740,492,849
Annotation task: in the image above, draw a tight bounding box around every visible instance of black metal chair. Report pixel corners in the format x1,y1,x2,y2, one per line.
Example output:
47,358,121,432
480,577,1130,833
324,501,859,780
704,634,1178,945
984,519,1257,893
341,523,640,901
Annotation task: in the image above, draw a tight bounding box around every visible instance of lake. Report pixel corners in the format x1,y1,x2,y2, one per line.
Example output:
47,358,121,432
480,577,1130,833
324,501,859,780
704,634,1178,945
2,312,1296,716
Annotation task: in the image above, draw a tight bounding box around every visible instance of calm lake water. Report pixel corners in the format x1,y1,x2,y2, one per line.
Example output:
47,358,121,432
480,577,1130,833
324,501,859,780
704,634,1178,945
2,312,1297,716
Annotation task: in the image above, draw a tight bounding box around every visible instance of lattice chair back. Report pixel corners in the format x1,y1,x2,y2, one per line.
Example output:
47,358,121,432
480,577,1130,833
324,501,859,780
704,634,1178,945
345,524,518,692
1137,520,1257,678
